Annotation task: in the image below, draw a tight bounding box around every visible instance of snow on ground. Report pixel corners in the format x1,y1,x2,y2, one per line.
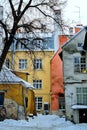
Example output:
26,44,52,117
0,114,87,130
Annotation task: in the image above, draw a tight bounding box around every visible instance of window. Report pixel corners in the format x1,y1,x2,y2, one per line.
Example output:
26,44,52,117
5,59,10,68
34,59,42,70
19,59,27,70
44,102,49,111
76,88,87,105
25,97,28,108
0,92,4,106
15,40,26,50
35,97,42,110
59,94,65,109
74,56,87,73
33,80,42,89
78,43,82,47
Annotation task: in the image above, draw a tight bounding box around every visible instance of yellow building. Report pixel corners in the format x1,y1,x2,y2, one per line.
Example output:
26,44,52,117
0,66,36,119
5,33,54,114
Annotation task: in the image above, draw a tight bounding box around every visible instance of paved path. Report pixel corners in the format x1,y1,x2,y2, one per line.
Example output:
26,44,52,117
0,126,52,130
0,126,86,130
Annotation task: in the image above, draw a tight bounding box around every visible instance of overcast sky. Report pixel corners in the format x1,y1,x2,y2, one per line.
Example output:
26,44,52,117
63,0,87,26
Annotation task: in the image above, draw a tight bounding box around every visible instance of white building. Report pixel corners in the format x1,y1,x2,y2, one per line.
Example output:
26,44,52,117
62,26,87,123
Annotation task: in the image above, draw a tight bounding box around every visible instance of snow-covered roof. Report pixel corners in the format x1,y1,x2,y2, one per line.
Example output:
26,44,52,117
0,65,34,89
72,105,87,109
62,26,85,49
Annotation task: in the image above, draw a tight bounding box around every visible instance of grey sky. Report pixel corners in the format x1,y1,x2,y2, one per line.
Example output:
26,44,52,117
64,0,87,26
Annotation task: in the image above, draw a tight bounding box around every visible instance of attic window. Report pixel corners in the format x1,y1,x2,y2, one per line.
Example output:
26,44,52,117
77,43,83,51
78,43,82,47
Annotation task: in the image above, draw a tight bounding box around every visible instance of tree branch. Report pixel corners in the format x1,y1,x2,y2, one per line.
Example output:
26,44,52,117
0,20,8,41
35,6,62,27
18,0,32,19
8,0,16,19
17,0,23,15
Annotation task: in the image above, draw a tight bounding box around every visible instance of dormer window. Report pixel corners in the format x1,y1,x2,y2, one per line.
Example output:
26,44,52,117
77,43,83,51
78,43,82,47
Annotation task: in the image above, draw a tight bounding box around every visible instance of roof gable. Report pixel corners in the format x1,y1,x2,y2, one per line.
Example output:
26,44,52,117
62,27,87,52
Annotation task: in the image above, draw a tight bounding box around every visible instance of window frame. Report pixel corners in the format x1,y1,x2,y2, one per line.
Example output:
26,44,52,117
76,87,87,105
33,59,42,70
19,59,27,70
33,80,42,89
74,56,87,73
35,97,42,110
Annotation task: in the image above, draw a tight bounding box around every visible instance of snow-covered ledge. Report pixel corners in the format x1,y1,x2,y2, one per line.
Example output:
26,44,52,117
72,105,87,109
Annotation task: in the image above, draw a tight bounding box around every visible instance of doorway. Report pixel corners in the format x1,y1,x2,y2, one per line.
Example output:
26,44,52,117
79,109,87,123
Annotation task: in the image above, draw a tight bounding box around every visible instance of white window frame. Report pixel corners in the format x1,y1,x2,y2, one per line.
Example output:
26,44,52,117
76,87,87,105
33,80,42,89
19,59,27,70
74,56,87,73
34,59,42,70
35,97,42,110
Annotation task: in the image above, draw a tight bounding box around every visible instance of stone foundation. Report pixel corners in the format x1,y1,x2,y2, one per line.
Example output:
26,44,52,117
4,99,25,120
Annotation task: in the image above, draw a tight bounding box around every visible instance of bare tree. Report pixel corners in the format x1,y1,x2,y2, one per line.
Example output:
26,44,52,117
0,0,66,71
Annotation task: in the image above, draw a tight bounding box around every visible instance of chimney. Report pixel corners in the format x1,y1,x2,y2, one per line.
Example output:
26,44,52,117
69,27,74,35
54,9,62,31
75,24,83,33
54,9,62,52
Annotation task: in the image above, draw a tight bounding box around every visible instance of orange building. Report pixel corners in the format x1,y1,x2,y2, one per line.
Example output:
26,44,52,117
50,35,68,115
50,25,83,115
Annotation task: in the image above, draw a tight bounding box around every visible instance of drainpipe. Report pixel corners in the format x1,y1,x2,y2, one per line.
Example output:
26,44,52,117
54,9,62,52
22,85,26,119
12,41,15,70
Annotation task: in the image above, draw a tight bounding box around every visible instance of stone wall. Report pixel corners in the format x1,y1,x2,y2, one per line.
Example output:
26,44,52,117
4,99,25,120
